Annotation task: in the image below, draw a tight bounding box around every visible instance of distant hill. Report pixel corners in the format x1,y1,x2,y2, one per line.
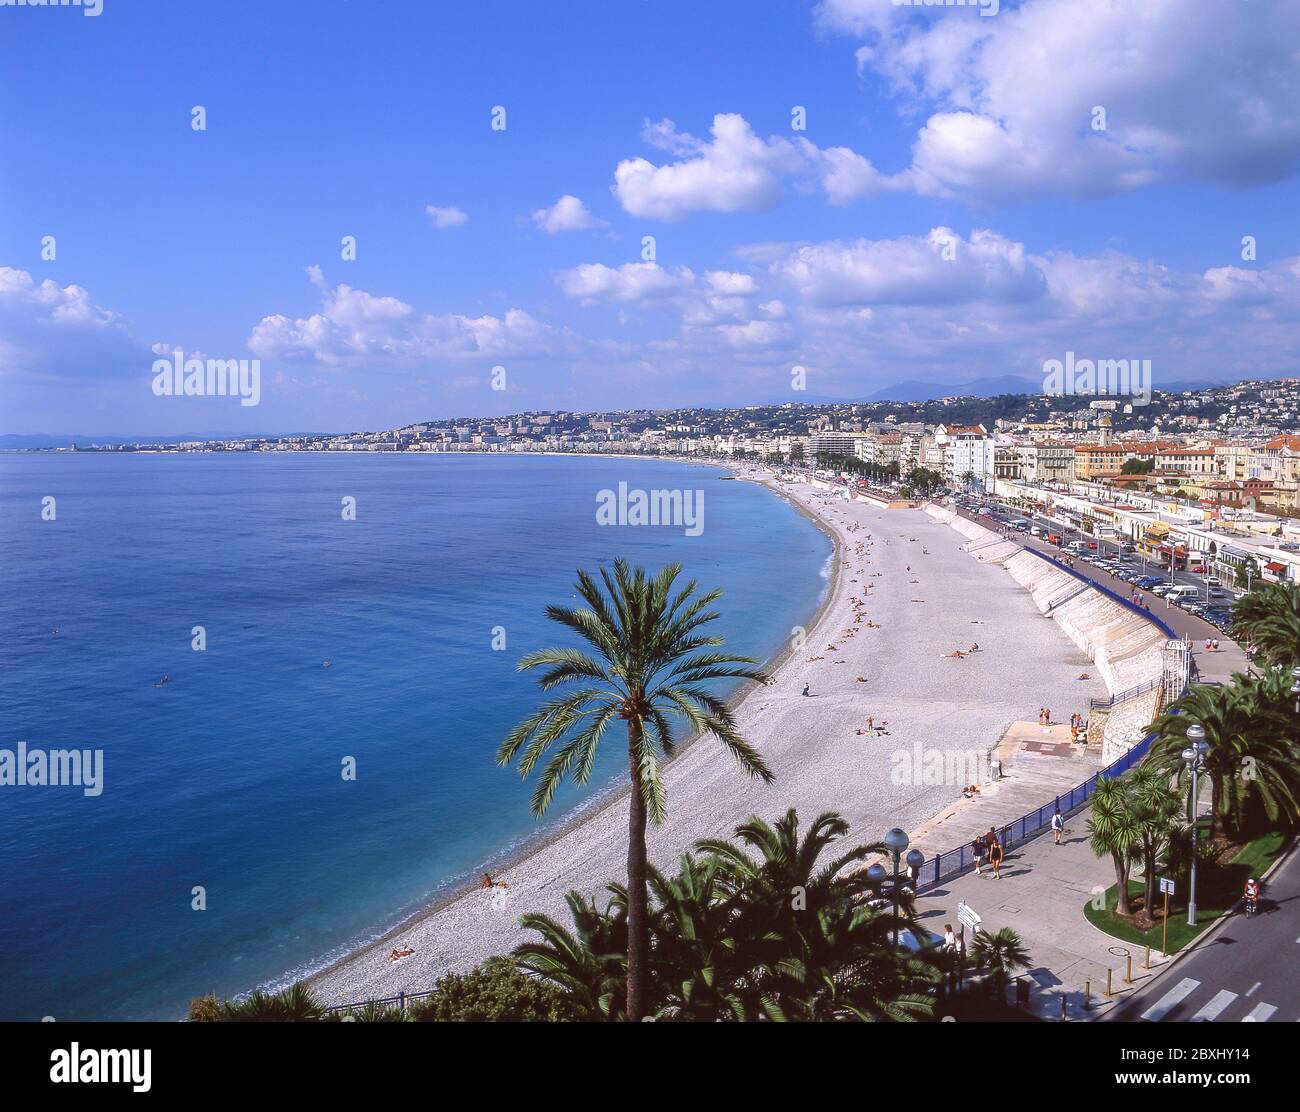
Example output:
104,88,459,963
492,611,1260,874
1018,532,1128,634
863,376,1043,403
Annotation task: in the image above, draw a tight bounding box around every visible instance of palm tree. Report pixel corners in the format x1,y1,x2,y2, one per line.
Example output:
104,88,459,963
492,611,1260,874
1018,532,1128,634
644,855,749,1021
207,983,325,1021
1127,765,1183,914
970,927,1031,999
1146,675,1300,840
698,809,935,1021
498,560,773,1020
517,809,939,1022
1087,775,1141,915
513,888,629,1020
1233,581,1300,668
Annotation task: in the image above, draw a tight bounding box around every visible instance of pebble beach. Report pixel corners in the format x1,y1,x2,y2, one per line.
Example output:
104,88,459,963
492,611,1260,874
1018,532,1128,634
307,472,1104,1006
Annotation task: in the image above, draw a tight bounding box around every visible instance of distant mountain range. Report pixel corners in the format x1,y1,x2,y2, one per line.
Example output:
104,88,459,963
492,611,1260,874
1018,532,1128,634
861,375,1042,402
859,373,1253,404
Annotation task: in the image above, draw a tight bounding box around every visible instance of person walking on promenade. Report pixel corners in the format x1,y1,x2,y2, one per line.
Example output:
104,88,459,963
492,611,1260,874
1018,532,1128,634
972,836,985,876
1051,808,1064,845
1044,707,1051,725
989,836,1004,879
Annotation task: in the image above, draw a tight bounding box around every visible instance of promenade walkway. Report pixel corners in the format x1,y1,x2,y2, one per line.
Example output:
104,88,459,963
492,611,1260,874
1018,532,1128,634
912,797,1175,1021
906,720,1102,861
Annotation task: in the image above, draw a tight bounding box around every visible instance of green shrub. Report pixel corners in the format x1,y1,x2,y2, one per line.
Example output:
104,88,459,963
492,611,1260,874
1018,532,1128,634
410,957,581,1022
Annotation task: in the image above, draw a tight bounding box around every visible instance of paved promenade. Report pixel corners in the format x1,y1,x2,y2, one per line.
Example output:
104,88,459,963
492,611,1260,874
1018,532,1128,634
912,796,1177,1021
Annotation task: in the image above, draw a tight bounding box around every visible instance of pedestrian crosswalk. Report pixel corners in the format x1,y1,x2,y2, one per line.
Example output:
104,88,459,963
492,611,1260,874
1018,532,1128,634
1140,976,1283,1022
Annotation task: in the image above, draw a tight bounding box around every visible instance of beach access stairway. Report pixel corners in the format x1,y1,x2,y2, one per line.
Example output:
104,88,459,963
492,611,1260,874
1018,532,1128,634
925,505,1166,758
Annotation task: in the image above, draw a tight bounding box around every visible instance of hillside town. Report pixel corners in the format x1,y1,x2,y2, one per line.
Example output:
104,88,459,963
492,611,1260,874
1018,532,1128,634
63,379,1297,494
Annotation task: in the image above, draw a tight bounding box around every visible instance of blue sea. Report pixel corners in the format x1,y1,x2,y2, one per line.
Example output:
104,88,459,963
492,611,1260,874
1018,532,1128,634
0,453,830,1020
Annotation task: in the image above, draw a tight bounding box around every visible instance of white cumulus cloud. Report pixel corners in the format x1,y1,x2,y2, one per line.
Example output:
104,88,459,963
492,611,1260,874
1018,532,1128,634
531,194,607,233
425,205,469,228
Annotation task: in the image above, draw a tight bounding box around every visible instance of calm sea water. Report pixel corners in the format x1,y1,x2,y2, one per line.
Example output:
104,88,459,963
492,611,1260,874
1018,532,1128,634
0,453,830,1019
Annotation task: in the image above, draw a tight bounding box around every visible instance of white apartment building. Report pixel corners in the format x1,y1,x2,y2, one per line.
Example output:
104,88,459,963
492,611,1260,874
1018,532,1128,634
809,432,869,458
935,424,995,489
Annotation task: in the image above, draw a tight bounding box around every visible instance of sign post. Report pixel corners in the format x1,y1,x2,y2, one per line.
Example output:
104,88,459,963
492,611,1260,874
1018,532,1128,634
1158,877,1175,958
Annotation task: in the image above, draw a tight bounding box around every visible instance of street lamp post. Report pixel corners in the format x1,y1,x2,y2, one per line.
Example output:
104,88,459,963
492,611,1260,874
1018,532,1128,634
881,828,925,946
1183,725,1210,927
1291,667,1300,715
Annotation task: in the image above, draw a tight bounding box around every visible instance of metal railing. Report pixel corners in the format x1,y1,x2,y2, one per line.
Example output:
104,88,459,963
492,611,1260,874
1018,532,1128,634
324,987,438,1016
1089,675,1162,710
912,729,1156,894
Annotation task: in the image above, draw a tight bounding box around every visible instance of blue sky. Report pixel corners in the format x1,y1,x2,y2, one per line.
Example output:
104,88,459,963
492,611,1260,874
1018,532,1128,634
3,0,1300,435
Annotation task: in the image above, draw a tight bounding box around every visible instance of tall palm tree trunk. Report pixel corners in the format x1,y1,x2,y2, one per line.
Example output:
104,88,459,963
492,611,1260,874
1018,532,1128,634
1112,851,1131,916
1209,778,1224,842
625,723,650,1021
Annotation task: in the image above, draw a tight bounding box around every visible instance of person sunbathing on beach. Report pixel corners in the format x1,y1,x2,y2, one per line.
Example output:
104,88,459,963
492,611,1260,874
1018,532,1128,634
481,873,494,889
856,676,868,683
389,946,415,962
947,650,967,658
969,643,979,652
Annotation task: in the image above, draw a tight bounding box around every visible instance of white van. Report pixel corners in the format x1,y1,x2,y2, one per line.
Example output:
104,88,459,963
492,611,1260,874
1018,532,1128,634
1166,585,1200,602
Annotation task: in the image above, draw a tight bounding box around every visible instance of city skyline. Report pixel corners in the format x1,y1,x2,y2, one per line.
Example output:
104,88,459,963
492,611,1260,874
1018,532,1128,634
5,0,1300,435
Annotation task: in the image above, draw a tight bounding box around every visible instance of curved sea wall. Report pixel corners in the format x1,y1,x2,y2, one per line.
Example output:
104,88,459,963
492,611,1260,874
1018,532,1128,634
926,506,1166,761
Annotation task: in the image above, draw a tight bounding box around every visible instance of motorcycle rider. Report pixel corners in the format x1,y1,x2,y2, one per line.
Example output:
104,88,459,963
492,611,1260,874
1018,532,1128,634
1244,877,1261,915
